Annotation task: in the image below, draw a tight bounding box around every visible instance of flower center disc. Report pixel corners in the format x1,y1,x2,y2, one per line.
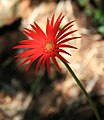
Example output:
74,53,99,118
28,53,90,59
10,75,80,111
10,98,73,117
45,41,55,52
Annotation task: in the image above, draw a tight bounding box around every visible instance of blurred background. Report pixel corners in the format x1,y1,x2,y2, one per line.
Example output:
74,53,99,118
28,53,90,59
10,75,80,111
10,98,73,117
0,0,104,120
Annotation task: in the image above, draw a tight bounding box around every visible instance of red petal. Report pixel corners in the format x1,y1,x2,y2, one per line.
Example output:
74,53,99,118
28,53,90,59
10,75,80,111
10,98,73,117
51,53,61,71
60,20,75,31
23,28,40,40
15,49,35,59
18,57,31,67
19,40,35,45
57,37,81,45
26,59,34,71
51,14,55,26
55,48,71,56
30,24,36,31
53,13,65,37
13,45,35,49
46,57,50,75
55,52,69,63
56,24,74,40
18,53,42,71
33,22,46,39
46,13,65,40
57,44,77,49
35,55,44,73
57,30,77,42
46,18,52,38
26,53,43,71
42,58,46,74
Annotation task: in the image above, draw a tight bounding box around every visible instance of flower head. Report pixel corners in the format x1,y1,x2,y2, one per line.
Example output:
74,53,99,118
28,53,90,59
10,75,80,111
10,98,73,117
13,13,80,75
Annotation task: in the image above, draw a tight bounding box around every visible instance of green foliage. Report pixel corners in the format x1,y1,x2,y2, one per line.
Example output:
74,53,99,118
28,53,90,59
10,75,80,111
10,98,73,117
59,24,65,30
77,0,104,36
94,9,104,25
98,26,104,35
84,8,93,16
77,0,90,7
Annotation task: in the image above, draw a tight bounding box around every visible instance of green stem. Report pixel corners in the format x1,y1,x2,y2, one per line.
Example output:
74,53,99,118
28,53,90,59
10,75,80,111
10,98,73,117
62,61,101,120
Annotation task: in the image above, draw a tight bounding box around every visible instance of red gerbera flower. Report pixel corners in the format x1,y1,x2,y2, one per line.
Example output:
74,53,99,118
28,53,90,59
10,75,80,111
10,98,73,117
13,13,80,75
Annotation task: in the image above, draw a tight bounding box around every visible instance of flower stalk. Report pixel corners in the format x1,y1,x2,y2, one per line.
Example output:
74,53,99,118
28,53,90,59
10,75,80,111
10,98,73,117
13,12,101,120
62,61,101,120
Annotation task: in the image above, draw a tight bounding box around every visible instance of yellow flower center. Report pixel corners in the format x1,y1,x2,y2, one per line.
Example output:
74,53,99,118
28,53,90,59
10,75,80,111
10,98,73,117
45,41,55,52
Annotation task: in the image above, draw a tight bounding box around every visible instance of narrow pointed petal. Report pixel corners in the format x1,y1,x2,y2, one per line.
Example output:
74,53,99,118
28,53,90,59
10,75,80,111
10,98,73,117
46,57,50,75
42,58,46,74
19,59,31,71
19,40,35,45
57,30,77,42
54,12,63,27
53,13,65,37
18,53,42,70
46,18,52,38
55,52,69,63
35,55,44,73
18,57,31,67
15,49,35,59
13,45,34,49
26,53,43,71
57,37,81,45
26,59,34,71
30,24,36,31
51,14,54,26
24,28,36,35
60,20,75,30
56,24,74,40
55,48,71,56
57,44,77,49
56,24,74,38
51,53,61,71
33,22,46,39
23,28,40,40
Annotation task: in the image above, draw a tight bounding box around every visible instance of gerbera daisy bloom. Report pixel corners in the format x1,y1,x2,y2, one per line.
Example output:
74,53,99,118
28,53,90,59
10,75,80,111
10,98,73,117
13,13,80,75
